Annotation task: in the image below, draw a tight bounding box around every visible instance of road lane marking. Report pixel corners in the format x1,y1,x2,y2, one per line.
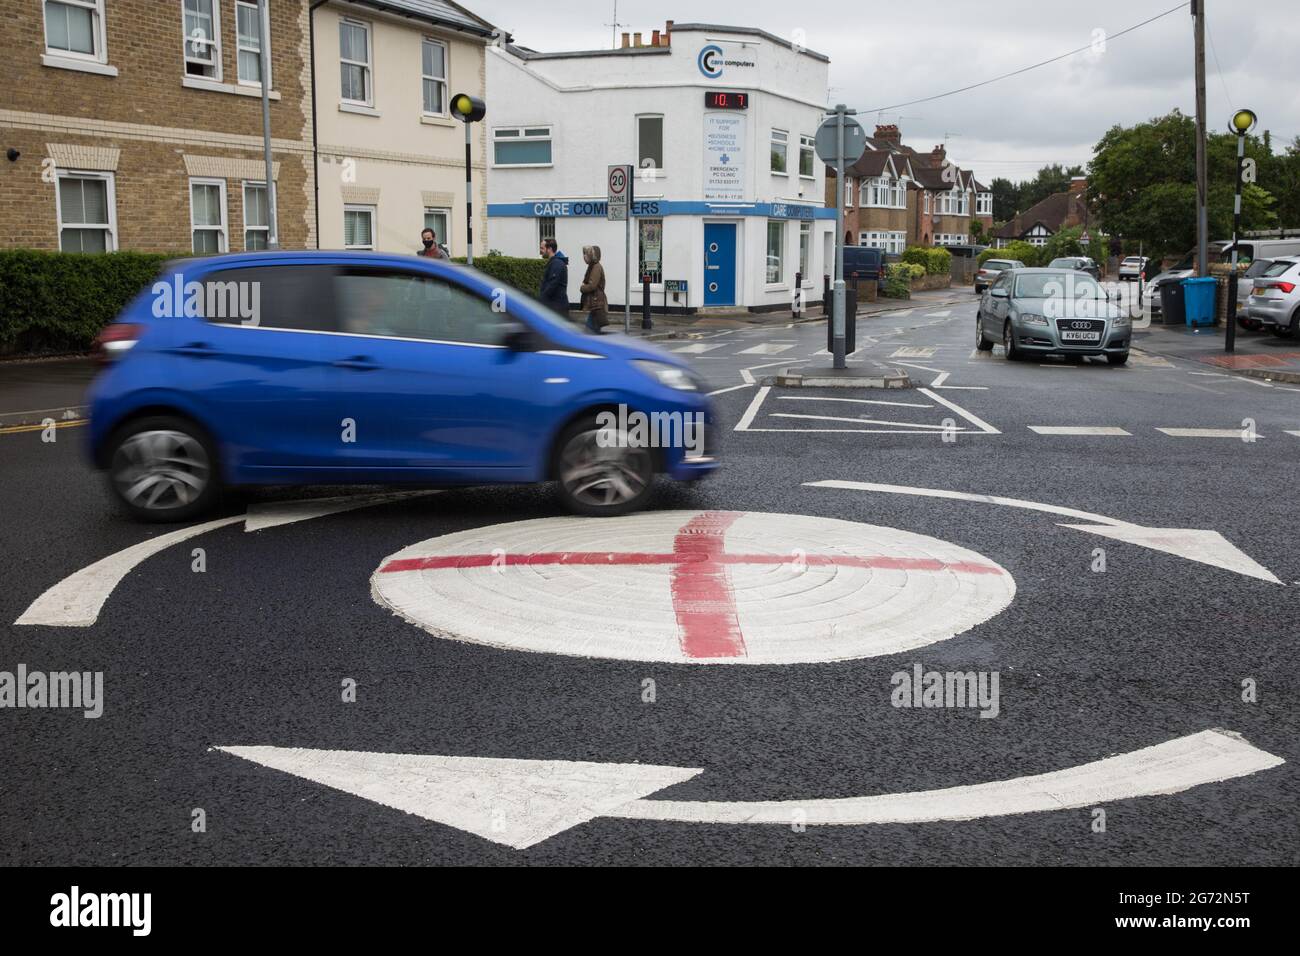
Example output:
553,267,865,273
1157,428,1261,438
707,383,754,397
0,419,88,436
917,387,1000,434
890,347,937,358
735,386,770,429
672,343,726,354
1028,426,1132,436
776,396,934,409
738,343,795,355
771,413,960,430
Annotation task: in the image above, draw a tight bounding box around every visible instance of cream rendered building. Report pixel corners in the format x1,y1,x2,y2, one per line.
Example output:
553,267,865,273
311,0,495,256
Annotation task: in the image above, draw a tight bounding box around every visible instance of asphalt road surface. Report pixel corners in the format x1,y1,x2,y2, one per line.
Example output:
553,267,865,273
3,297,1298,865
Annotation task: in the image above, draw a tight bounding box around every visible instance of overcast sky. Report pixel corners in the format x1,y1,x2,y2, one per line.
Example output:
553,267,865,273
466,0,1300,183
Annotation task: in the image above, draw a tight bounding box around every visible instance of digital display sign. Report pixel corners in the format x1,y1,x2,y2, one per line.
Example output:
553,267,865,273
704,91,749,110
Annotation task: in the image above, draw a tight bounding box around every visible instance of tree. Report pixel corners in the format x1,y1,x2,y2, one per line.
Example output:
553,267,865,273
1088,109,1280,258
1017,164,1085,212
1260,135,1300,231
990,177,1019,222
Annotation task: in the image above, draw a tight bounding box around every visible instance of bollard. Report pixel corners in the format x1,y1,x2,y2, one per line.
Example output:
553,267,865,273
793,271,803,318
641,274,653,330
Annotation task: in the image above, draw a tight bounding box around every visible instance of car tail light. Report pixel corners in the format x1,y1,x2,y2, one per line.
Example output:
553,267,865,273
93,323,144,364
1261,281,1296,294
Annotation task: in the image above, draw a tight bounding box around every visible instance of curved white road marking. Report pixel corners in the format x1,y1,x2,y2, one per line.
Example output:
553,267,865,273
808,480,1281,583
16,491,438,627
214,729,1281,850
15,516,244,627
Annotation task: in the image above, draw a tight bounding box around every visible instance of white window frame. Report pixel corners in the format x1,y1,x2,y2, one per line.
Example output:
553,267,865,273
183,0,222,82
234,0,270,88
54,169,117,252
923,192,931,214
799,220,811,279
339,17,373,107
977,192,992,216
798,134,815,179
843,177,854,208
491,126,554,168
770,128,788,175
343,203,376,250
43,0,107,64
241,179,275,250
765,219,785,285
423,206,451,247
421,36,448,117
189,177,228,253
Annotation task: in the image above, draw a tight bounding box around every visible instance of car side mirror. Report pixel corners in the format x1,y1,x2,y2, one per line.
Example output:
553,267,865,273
500,320,539,352
991,288,1008,298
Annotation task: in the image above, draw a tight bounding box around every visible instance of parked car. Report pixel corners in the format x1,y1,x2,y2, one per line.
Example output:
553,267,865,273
843,246,885,285
973,258,1025,294
1143,239,1300,314
1048,256,1101,279
1235,258,1273,331
1245,256,1300,338
87,252,718,522
1117,256,1149,281
976,268,1130,364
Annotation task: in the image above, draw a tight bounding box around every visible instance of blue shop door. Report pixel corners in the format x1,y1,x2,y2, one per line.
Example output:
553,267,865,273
703,223,736,306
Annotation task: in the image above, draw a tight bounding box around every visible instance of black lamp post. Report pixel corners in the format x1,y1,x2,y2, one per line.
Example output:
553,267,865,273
1225,108,1257,354
451,93,487,265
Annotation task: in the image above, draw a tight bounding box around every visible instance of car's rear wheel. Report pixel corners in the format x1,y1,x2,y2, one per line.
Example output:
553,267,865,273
554,416,655,517
107,415,221,522
1003,319,1020,360
975,313,994,351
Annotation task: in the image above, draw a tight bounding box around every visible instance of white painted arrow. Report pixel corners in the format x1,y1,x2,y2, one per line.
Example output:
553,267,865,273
214,730,1281,850
807,480,1281,583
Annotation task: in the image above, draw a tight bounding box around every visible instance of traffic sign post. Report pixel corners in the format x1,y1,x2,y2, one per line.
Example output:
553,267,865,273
608,164,634,333
816,106,866,369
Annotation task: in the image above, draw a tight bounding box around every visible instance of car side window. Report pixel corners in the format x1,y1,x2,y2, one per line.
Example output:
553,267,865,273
334,269,510,346
198,265,337,331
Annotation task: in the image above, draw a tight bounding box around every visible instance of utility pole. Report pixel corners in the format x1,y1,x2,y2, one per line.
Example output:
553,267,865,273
258,0,278,249
1193,0,1208,277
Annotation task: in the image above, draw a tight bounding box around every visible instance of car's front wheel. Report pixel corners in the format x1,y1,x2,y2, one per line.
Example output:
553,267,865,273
1003,319,1020,360
975,313,994,351
106,415,221,522
554,415,656,517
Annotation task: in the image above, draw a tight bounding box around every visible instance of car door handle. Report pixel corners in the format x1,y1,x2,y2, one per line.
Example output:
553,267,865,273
333,356,380,371
170,341,217,355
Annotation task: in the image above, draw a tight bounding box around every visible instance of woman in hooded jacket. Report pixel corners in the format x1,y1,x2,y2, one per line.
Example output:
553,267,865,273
579,245,609,333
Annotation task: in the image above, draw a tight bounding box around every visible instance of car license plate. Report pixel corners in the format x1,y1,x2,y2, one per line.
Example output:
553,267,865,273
1061,330,1101,342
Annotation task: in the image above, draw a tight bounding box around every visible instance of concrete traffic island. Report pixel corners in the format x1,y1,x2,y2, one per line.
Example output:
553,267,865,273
763,362,913,389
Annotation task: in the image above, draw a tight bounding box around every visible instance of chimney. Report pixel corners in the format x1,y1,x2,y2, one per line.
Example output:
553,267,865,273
1069,176,1088,194
930,145,946,168
874,124,901,145
633,31,642,47
652,29,661,46
665,20,673,46
621,32,630,48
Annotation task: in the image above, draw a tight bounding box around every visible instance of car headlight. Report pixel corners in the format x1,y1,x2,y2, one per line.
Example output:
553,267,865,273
632,360,700,391
1112,312,1131,327
1018,313,1048,327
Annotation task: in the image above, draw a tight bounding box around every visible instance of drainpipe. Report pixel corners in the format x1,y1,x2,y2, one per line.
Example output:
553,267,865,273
309,0,329,249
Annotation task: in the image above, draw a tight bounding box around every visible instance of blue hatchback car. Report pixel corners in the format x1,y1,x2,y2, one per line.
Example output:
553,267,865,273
88,252,717,522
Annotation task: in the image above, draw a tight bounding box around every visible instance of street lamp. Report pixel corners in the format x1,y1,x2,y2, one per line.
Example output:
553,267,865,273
451,93,486,265
1225,108,1257,353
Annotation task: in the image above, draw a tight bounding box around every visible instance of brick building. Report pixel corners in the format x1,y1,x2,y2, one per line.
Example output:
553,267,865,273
825,124,993,252
0,0,494,256
992,175,1091,249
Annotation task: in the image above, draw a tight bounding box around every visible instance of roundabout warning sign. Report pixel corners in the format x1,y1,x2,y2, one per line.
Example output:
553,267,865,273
371,510,1016,664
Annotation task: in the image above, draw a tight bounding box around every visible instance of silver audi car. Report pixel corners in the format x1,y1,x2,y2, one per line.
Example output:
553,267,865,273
976,268,1131,365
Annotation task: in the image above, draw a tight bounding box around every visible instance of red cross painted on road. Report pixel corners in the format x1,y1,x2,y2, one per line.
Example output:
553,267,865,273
378,511,1006,660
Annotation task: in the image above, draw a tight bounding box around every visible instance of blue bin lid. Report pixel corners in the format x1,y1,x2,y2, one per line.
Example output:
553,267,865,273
1182,277,1218,285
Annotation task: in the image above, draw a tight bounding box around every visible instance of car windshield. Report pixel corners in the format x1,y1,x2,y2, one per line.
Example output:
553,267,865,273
984,261,1014,270
1015,273,1105,299
1262,260,1298,278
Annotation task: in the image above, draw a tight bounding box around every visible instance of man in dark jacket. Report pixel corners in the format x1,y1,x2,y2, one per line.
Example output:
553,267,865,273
538,238,570,315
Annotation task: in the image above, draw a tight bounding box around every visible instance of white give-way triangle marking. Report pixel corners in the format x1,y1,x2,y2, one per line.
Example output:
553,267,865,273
214,730,1280,850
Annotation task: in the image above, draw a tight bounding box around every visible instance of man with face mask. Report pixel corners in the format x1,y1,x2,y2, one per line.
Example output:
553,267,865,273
418,228,446,259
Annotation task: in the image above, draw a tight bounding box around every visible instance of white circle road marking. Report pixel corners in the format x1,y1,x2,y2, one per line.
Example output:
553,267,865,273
370,511,1016,665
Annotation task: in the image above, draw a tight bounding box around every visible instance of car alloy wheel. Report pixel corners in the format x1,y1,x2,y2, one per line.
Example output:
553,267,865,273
975,314,994,351
1003,319,1019,360
112,429,211,513
557,422,654,516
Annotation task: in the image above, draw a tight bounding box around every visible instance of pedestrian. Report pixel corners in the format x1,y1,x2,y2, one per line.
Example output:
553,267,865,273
579,245,609,332
418,227,446,259
538,238,570,315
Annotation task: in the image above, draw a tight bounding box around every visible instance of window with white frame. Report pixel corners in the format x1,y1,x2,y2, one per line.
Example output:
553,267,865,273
339,18,371,104
858,230,906,254
235,1,268,86
344,204,375,249
637,115,663,173
44,0,106,61
923,191,931,214
537,216,556,245
799,220,811,278
492,126,552,166
843,177,854,207
422,37,447,115
934,233,969,246
863,176,906,209
183,0,221,79
770,129,788,174
976,192,992,216
766,220,785,284
242,180,273,250
190,178,227,253
423,207,450,247
56,171,115,252
799,135,815,178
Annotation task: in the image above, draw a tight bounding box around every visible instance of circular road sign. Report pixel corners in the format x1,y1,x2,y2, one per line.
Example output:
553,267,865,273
815,116,867,167
371,511,1016,665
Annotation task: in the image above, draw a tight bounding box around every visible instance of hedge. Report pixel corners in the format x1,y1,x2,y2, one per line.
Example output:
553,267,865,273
882,262,923,298
452,254,547,296
979,241,1044,267
0,249,181,355
900,246,952,275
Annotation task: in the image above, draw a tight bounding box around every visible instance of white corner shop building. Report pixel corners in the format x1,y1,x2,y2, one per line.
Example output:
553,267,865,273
485,24,835,313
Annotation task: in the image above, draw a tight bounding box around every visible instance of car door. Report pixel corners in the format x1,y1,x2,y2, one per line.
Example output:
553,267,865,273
174,262,345,474
319,265,577,481
987,272,1012,326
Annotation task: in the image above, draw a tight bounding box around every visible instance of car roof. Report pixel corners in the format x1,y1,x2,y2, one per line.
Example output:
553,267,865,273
1010,267,1095,275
